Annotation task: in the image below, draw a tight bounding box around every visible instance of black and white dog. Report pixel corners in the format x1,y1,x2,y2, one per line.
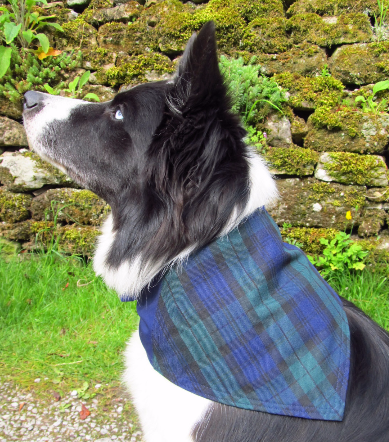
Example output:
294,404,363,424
23,22,389,442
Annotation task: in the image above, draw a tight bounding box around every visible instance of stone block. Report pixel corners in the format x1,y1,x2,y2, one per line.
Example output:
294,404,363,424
265,146,318,176
269,178,366,229
0,151,74,192
0,117,28,147
0,188,32,223
330,42,389,86
30,188,110,226
315,152,388,187
305,110,389,154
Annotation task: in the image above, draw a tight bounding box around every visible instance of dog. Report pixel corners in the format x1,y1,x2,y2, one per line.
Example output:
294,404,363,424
23,22,389,442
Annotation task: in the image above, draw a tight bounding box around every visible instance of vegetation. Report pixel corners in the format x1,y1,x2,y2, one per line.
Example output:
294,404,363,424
0,244,139,390
44,70,99,101
220,55,287,125
0,49,82,103
0,0,63,78
308,231,369,278
355,79,389,113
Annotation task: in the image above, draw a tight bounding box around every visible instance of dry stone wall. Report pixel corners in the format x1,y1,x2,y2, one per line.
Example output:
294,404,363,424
1,0,389,263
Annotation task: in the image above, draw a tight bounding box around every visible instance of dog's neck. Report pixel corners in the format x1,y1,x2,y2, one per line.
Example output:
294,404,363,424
93,151,278,299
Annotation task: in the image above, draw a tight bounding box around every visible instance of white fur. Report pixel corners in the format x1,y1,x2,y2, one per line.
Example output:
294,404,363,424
124,330,212,442
93,149,278,298
23,94,87,159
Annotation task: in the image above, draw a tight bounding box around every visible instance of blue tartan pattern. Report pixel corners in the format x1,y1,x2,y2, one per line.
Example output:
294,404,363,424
124,209,350,421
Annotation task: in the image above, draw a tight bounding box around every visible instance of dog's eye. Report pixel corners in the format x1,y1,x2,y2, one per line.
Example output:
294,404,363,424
115,109,124,120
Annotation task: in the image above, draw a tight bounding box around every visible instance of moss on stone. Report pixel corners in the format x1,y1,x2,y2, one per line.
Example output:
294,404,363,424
22,151,71,184
58,225,100,255
57,18,97,50
255,43,326,77
287,0,379,17
31,188,110,226
0,188,32,223
242,18,291,54
265,146,319,176
281,226,339,254
0,237,20,259
82,48,115,71
321,152,388,186
206,0,284,22
274,72,344,110
98,52,174,87
306,109,389,153
330,42,389,85
286,13,372,47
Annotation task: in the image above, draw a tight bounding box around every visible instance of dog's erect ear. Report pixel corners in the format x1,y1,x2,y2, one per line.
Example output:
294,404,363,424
167,21,227,114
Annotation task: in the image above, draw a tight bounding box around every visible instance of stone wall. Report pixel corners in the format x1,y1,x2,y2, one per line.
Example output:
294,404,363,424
1,0,389,262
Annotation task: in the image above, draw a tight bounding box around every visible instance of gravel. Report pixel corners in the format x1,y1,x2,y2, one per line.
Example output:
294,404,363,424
0,381,144,442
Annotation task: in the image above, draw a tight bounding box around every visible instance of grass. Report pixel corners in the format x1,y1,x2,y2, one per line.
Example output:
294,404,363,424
1,242,388,399
0,247,139,396
327,268,389,331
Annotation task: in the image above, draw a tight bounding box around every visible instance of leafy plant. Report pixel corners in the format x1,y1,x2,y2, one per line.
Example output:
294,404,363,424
355,80,389,113
246,126,267,153
374,0,389,41
308,231,368,278
320,64,331,77
219,55,287,126
0,49,82,102
0,0,64,78
44,70,100,101
76,381,96,400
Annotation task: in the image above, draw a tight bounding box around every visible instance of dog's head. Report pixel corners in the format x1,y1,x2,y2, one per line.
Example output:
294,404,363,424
23,22,276,296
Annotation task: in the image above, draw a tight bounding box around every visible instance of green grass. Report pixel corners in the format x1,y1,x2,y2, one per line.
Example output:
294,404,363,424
327,268,389,331
1,244,388,397
0,248,139,394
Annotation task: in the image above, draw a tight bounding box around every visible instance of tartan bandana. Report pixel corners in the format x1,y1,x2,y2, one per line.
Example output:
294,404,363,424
121,209,350,421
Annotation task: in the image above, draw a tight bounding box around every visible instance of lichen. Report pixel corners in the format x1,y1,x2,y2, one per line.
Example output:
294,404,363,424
0,188,32,223
281,226,339,254
265,146,319,176
274,72,344,110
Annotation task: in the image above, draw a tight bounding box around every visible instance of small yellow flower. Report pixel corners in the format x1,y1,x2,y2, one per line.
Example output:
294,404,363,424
346,211,352,220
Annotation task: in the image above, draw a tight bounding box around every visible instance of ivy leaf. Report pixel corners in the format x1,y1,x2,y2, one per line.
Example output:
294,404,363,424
4,22,21,44
0,45,12,78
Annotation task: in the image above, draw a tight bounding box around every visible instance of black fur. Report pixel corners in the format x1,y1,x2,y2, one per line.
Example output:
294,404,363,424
23,22,389,442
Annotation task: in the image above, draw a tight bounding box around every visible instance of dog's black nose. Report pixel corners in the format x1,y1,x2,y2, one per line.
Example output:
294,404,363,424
23,91,45,110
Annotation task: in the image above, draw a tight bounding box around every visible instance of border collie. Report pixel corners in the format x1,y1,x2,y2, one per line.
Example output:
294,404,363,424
23,22,389,442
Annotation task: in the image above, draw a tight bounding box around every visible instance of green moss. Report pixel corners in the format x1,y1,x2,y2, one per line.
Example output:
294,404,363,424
242,18,291,54
58,18,97,49
0,188,32,223
274,72,344,110
98,52,174,87
310,181,336,198
286,13,372,47
82,48,115,70
309,106,363,137
281,227,339,254
323,152,388,186
0,238,20,259
287,0,379,17
59,226,100,255
265,146,319,175
206,0,284,22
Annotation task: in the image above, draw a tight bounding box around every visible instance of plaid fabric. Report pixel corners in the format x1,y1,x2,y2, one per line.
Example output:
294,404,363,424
123,209,350,421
